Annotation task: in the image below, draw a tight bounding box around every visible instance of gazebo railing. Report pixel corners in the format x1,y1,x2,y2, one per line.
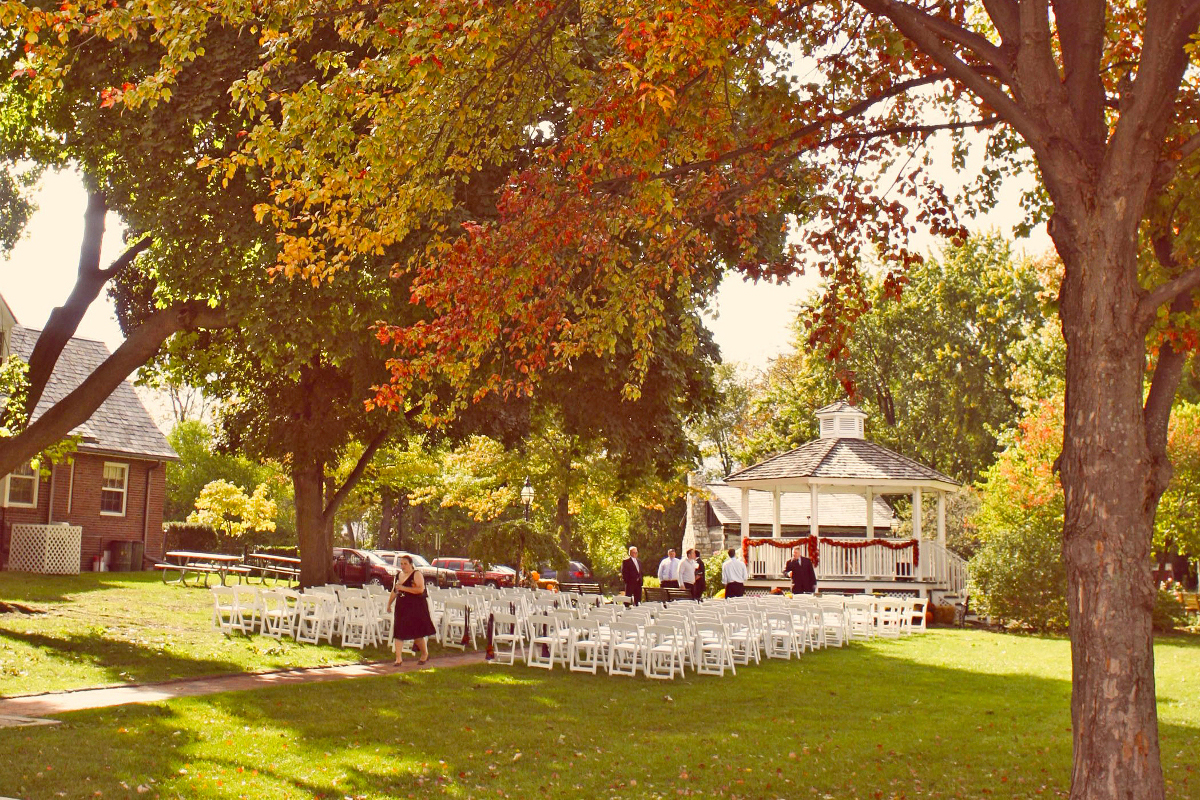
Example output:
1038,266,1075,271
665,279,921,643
746,537,967,591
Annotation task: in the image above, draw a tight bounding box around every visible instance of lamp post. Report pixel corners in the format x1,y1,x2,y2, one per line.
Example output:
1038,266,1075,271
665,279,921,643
519,478,534,582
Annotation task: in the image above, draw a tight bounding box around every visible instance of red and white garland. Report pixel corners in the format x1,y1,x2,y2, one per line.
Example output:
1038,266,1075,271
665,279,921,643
742,535,919,569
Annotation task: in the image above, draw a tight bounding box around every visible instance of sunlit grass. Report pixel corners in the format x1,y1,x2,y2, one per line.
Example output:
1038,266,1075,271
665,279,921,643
0,572,395,694
1,629,1196,799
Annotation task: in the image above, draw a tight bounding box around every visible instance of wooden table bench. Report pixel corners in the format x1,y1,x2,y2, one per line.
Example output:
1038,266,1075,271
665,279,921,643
155,551,250,587
245,552,301,585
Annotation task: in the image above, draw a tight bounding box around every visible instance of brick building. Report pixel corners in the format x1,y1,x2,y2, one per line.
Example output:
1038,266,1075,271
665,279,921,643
1,311,177,571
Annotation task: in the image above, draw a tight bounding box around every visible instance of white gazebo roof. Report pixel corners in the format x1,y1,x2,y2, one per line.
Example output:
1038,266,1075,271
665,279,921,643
725,436,959,493
704,482,895,529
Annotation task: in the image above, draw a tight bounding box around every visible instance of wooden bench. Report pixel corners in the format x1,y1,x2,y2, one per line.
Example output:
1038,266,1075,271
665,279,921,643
1183,593,1199,618
641,586,694,602
560,582,603,595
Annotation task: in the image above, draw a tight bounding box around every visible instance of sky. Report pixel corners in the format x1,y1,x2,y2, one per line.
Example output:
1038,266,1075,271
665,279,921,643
1,165,1051,379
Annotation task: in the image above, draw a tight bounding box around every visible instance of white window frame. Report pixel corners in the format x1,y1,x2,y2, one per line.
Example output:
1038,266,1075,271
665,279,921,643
4,461,39,508
100,462,129,517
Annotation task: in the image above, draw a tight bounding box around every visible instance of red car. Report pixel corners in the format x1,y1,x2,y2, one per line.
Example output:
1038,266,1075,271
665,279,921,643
430,557,516,588
332,547,400,589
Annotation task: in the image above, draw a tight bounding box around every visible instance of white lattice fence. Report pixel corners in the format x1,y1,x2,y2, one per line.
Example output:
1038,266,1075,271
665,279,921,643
7,524,82,574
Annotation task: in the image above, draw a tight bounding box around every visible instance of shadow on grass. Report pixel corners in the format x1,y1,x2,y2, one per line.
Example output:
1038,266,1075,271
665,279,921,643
0,571,169,604
0,628,252,694
3,642,1197,798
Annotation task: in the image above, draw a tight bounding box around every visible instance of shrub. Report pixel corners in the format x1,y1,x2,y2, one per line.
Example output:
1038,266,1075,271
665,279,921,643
1153,589,1187,632
703,550,728,597
969,522,1069,631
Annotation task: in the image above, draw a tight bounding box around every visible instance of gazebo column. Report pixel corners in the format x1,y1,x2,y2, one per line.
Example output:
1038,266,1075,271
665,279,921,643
865,487,874,540
809,484,819,538
912,488,922,540
936,491,946,547
772,489,782,538
740,488,750,544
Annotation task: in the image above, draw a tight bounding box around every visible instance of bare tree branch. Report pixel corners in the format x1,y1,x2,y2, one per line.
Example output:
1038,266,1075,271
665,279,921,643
321,428,389,521
24,188,151,418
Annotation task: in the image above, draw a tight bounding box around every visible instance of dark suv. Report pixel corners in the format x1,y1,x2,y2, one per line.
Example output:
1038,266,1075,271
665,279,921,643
430,557,517,588
332,547,400,589
536,560,593,582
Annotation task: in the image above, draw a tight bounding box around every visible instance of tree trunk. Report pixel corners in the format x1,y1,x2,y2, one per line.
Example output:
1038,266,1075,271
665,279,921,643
1056,221,1165,800
293,458,332,588
379,490,395,549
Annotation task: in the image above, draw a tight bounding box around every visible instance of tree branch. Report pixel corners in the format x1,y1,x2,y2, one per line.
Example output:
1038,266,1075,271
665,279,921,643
1137,266,1200,331
321,428,389,522
0,301,232,478
1144,230,1193,473
23,188,151,418
852,0,1046,148
593,71,952,193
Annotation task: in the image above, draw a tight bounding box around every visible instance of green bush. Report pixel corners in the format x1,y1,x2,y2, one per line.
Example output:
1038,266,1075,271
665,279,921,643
1153,589,1187,632
703,550,728,597
969,522,1069,632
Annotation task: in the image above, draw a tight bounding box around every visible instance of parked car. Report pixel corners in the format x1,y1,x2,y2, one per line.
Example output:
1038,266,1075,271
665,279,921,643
430,557,517,588
374,550,461,588
536,560,593,583
332,547,400,589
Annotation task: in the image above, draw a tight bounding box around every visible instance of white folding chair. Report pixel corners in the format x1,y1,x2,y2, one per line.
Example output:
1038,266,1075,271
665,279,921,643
763,611,796,659
526,614,560,670
341,596,380,649
694,621,735,677
210,586,238,634
259,589,295,639
567,618,603,674
440,599,476,651
606,621,644,677
642,624,686,680
232,585,262,634
908,598,928,633
295,593,337,645
723,613,761,665
490,612,527,666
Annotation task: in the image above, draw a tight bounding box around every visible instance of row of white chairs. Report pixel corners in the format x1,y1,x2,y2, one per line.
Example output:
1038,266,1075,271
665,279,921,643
210,584,396,650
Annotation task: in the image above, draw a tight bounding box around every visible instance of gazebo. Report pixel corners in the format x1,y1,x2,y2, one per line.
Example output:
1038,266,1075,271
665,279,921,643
725,402,966,597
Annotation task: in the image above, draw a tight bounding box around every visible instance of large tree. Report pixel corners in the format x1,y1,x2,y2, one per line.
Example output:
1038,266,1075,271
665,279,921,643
18,3,1200,796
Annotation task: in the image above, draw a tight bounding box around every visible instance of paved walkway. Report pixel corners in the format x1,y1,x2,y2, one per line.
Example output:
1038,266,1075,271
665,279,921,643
0,651,486,725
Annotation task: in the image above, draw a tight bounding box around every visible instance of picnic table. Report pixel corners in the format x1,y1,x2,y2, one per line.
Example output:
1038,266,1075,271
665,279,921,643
246,552,301,585
154,551,250,587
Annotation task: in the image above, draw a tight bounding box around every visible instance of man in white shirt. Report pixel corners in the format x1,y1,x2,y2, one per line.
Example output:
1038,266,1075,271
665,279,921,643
721,548,748,597
677,550,698,595
657,549,681,588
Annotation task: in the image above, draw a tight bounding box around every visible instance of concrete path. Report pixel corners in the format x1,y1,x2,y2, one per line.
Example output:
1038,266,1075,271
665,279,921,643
0,651,486,723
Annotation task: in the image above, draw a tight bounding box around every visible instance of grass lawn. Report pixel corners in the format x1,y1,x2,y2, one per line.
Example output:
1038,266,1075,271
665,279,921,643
0,624,1197,798
0,571,396,695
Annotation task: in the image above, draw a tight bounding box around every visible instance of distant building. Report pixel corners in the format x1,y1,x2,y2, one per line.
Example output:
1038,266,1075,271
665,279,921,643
1,303,177,571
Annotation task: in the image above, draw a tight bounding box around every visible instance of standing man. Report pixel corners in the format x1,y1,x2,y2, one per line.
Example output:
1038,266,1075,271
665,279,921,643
691,549,707,600
678,549,698,597
621,546,643,605
784,545,817,594
721,548,747,598
658,549,681,589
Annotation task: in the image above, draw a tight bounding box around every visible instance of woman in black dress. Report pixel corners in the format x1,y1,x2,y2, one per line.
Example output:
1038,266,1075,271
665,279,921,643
387,555,436,665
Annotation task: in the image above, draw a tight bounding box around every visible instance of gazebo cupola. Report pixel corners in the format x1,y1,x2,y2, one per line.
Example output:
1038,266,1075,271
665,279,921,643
815,400,867,439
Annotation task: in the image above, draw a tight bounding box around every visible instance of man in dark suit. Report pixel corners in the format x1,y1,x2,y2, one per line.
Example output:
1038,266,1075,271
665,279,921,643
621,546,643,605
784,545,817,595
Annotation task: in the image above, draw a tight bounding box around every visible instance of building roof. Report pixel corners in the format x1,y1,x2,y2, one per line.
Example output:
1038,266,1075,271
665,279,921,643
814,400,866,416
10,325,177,462
726,436,959,491
704,482,894,529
